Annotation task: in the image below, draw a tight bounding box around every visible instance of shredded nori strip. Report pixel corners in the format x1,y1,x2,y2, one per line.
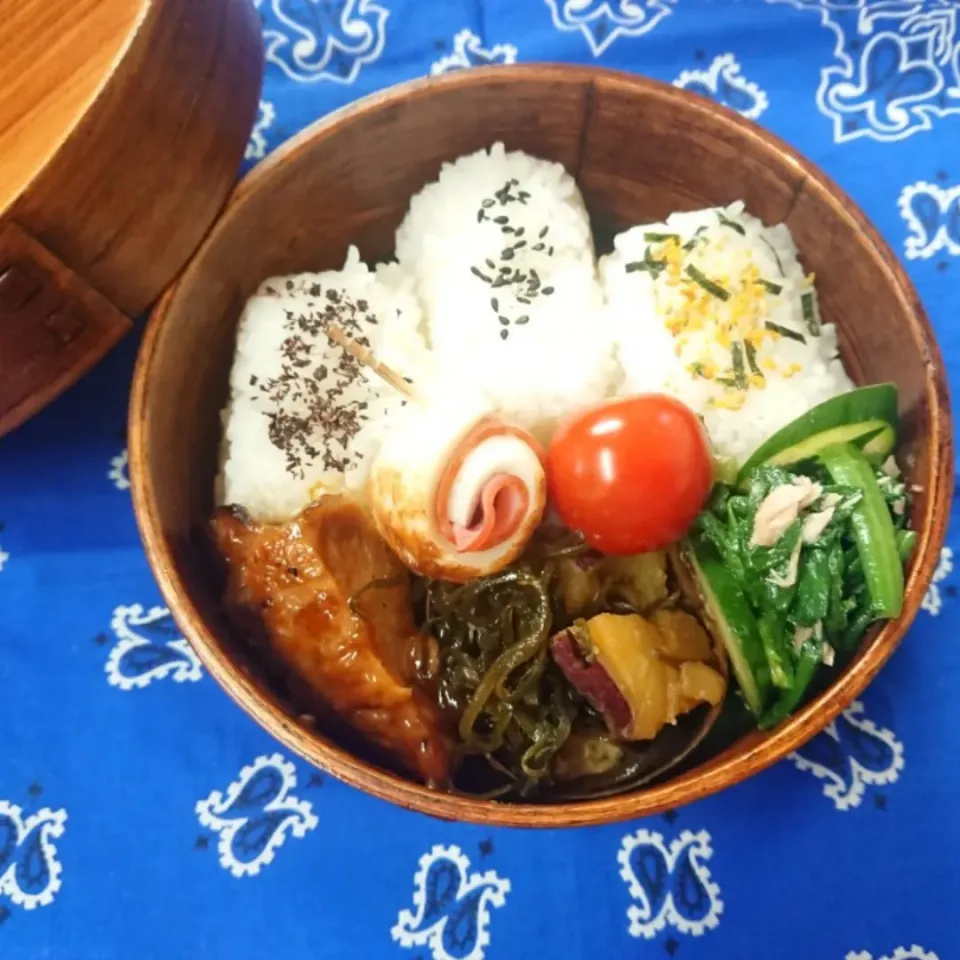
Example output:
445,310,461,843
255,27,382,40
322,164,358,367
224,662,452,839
717,212,746,235
801,291,820,335
744,340,763,378
765,321,806,343
761,236,785,276
685,264,731,300
731,342,748,389
683,225,709,251
758,278,783,295
643,231,679,243
625,245,666,277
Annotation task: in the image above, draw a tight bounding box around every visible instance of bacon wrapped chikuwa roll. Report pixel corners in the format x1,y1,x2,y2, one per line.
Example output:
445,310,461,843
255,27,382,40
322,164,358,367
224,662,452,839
369,394,547,582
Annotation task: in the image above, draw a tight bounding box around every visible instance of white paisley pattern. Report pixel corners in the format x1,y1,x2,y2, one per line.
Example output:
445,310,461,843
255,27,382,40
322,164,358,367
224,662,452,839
108,449,129,490
392,844,510,960
431,29,518,74
899,180,960,259
106,604,203,690
196,754,318,878
0,802,67,910
246,100,277,161
788,700,904,811
255,0,388,84
767,0,960,142
617,829,723,939
922,546,954,615
847,948,940,960
544,0,676,57
674,53,769,119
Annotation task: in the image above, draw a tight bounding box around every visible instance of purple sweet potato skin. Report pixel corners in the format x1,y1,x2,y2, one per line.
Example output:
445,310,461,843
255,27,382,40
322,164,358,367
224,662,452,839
550,630,631,735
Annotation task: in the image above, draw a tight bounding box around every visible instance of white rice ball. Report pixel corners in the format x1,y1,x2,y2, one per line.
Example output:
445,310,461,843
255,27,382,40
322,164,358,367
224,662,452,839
396,142,618,440
217,247,429,521
602,201,853,462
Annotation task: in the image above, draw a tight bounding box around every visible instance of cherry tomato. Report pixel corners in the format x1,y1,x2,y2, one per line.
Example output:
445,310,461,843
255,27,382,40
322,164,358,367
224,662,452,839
546,394,713,555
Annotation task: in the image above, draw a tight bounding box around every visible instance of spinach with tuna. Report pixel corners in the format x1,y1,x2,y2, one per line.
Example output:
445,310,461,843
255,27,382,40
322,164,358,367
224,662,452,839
689,443,910,729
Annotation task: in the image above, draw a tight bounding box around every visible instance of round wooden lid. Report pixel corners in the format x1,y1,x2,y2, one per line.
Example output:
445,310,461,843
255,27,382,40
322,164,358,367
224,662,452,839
0,0,147,221
0,0,264,436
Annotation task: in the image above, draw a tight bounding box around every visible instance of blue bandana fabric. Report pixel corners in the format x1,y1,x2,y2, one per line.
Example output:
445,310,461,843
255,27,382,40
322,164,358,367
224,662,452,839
1,2,958,958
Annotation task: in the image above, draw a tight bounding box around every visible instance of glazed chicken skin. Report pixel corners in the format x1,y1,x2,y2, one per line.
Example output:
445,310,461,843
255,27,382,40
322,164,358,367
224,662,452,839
210,496,452,786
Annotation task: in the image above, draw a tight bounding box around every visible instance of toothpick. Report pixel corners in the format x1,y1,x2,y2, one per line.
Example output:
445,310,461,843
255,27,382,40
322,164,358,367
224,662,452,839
324,324,417,400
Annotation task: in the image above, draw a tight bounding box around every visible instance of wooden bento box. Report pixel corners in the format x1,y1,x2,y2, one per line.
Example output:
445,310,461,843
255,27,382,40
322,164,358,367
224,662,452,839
127,66,952,827
0,0,263,436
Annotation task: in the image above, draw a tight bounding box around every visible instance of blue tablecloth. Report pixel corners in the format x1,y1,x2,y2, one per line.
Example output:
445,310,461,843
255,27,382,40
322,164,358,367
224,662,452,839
2,2,959,958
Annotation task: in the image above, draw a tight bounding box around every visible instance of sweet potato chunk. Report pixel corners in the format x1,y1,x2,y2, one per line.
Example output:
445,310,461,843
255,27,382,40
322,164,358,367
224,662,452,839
550,611,725,742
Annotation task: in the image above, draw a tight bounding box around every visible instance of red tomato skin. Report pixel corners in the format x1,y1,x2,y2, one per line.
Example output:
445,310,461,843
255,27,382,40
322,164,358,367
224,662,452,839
546,395,714,555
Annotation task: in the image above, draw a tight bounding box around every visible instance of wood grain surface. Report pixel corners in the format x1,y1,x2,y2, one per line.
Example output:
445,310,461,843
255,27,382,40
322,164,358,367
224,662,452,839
0,0,263,435
0,0,146,218
0,221,130,435
129,65,953,828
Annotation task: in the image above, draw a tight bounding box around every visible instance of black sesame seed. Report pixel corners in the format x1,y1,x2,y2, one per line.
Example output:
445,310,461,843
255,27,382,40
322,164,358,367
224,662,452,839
514,227,525,237
485,259,496,269
510,178,519,186
482,199,495,208
470,266,492,282
517,296,531,304
513,240,526,249
548,246,554,256
491,297,499,310
494,216,509,225
477,210,485,223
516,315,530,325
500,329,509,340
533,243,545,252
539,226,549,238
542,286,555,295
501,249,515,260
